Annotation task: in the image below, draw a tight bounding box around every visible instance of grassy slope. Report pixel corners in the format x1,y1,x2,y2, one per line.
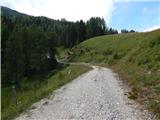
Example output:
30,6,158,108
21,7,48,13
2,64,91,120
70,29,160,116
55,47,69,59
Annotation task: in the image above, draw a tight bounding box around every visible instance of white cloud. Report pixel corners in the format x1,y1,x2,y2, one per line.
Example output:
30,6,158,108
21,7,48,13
2,0,115,24
143,25,160,32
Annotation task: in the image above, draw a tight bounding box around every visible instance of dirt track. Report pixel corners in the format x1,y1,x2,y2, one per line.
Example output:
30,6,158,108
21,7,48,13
15,65,155,120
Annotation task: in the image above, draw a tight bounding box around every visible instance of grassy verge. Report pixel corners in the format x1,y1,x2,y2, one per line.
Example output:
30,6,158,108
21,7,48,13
55,47,70,60
2,64,91,120
70,29,160,117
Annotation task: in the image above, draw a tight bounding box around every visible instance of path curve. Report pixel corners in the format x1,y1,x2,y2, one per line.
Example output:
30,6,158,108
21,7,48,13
15,65,155,120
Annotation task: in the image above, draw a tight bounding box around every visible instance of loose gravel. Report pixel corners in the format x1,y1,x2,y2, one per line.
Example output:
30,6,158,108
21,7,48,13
15,66,156,120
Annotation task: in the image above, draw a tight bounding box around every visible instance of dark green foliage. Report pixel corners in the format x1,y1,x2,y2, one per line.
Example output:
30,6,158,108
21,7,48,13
1,23,58,87
121,29,129,33
121,29,136,33
77,20,87,42
130,30,136,33
1,6,120,87
1,6,27,17
86,17,106,38
107,28,118,34
1,6,119,48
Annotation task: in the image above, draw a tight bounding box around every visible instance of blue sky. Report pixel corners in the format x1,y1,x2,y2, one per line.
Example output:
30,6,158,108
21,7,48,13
110,1,160,32
1,0,160,32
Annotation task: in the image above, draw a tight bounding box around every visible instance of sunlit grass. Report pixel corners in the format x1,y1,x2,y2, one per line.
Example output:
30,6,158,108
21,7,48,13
71,29,160,117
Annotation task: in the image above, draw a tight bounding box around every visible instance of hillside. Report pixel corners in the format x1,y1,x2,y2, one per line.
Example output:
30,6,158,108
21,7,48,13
1,6,118,86
1,6,27,17
70,29,160,116
1,6,111,120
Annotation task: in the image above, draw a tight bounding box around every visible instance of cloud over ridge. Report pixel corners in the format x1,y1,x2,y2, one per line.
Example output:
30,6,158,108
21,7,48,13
2,0,115,24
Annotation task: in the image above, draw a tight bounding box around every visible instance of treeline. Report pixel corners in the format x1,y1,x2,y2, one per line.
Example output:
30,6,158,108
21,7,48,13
1,22,58,87
121,29,136,33
2,15,118,47
1,7,118,87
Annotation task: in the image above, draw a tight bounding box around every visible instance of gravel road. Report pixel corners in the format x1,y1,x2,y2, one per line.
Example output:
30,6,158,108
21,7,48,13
15,65,155,120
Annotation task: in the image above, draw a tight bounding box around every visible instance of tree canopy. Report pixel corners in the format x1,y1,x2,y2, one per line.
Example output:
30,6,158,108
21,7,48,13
1,6,119,87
